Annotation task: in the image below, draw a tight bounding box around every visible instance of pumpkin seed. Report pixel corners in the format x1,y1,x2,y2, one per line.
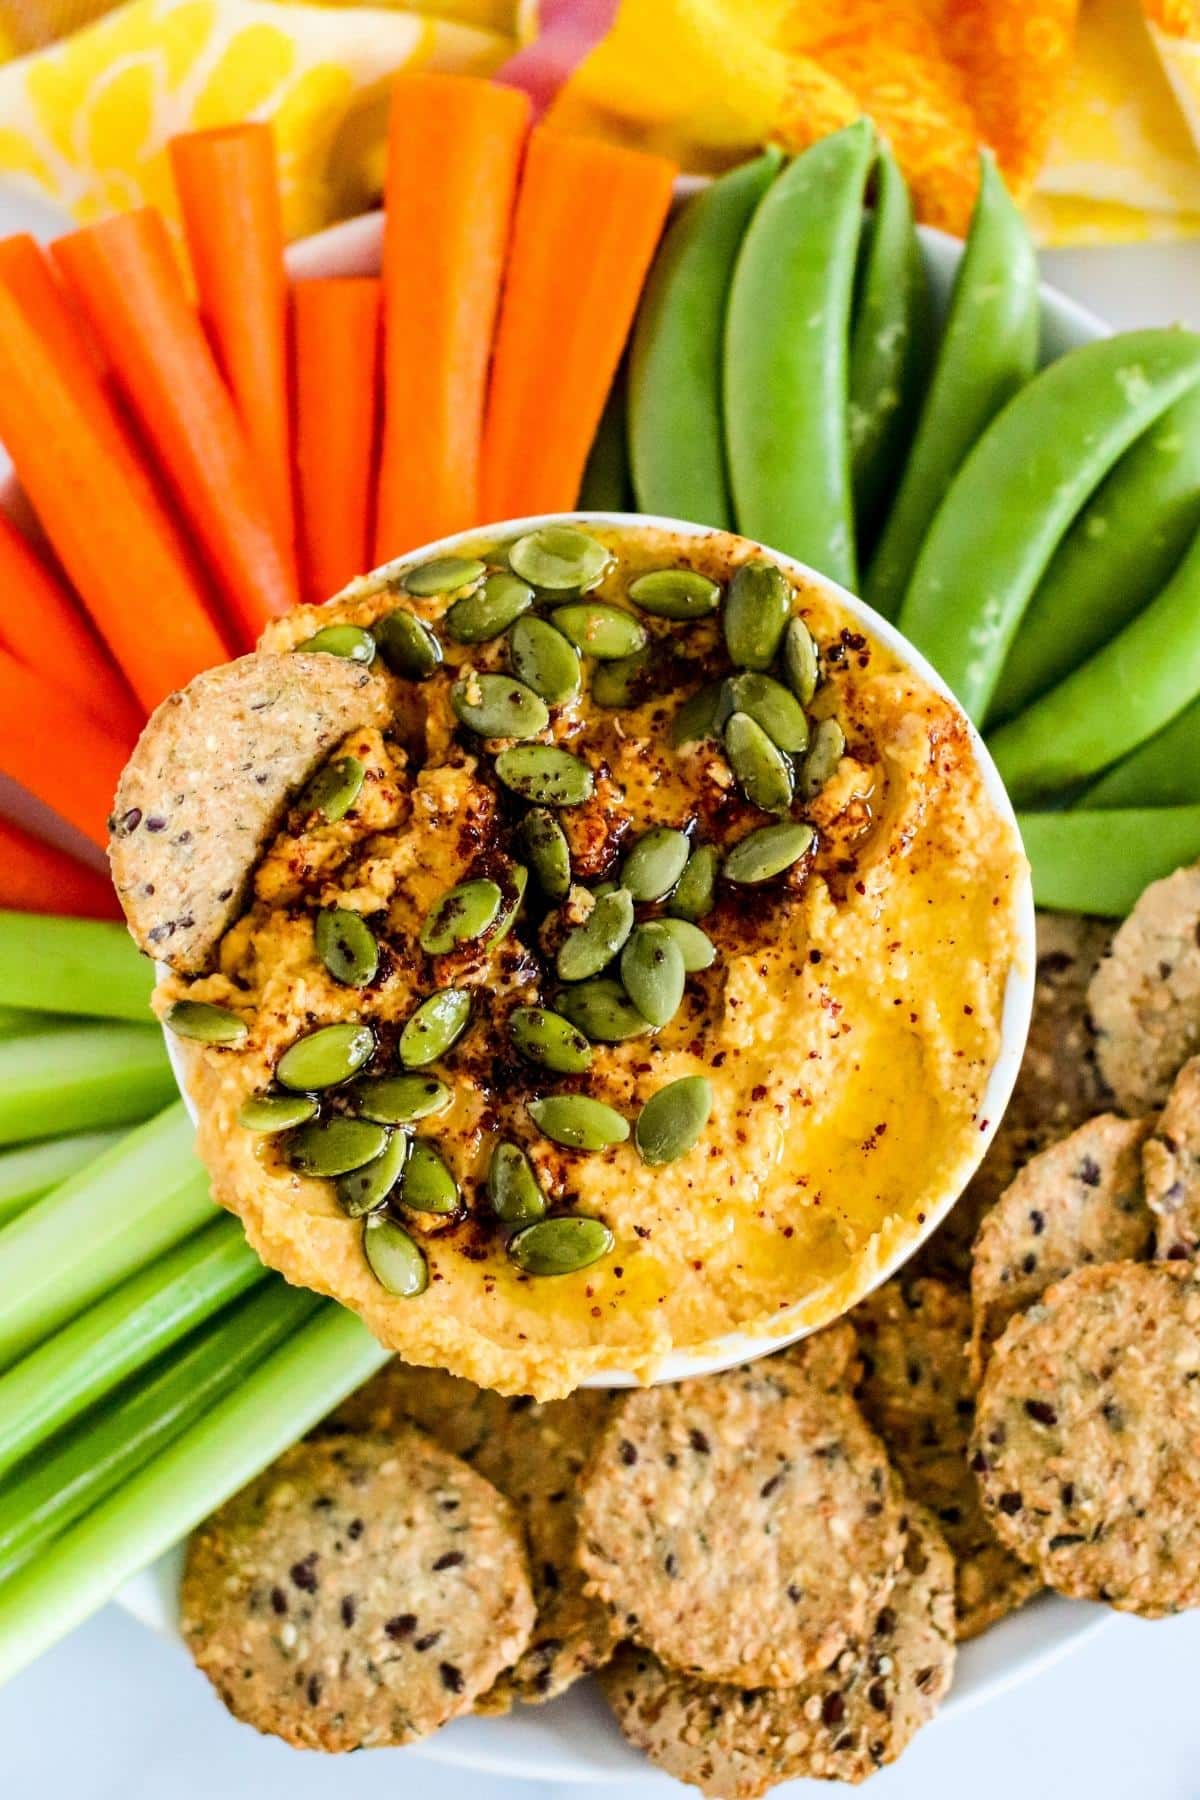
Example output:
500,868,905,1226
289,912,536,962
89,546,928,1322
351,1073,453,1124
508,1215,614,1275
670,680,725,747
363,1214,428,1297
508,525,612,593
495,745,594,807
723,559,790,671
658,917,715,971
724,711,794,813
398,987,471,1067
276,1022,375,1090
591,649,655,708
298,754,364,823
798,716,846,799
163,1000,247,1046
445,570,532,643
556,977,653,1042
375,609,443,679
519,808,571,900
783,616,819,704
668,843,719,920
451,672,549,740
508,615,581,703
284,1116,389,1177
315,907,379,987
528,1094,630,1150
398,1137,460,1213
722,822,814,885
557,887,635,981
550,602,646,661
635,1075,712,1166
404,554,486,597
419,878,503,954
620,923,686,1027
628,567,721,619
620,827,690,902
510,1005,592,1074
487,1142,547,1226
295,623,377,664
724,672,809,753
491,864,529,943
237,1090,318,1132
337,1129,408,1216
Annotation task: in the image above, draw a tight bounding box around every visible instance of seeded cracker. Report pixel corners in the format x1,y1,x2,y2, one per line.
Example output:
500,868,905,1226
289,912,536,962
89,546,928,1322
576,1328,905,1687
1142,1056,1200,1260
1088,863,1200,1113
181,1429,534,1749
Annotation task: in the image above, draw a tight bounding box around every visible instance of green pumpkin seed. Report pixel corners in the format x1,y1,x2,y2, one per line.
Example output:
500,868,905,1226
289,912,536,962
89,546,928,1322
722,822,814,885
724,559,791,671
491,864,529,943
398,1137,460,1213
284,1116,389,1177
783,616,819,704
556,977,653,1042
508,526,611,593
419,878,503,954
295,623,376,664
488,1142,546,1226
510,1005,592,1074
620,923,686,1027
495,745,594,807
508,615,581,703
550,602,646,661
591,649,656,709
351,1073,452,1124
404,555,486,597
725,711,794,814
315,907,379,987
399,987,471,1067
363,1214,427,1297
337,1129,408,1217
508,1215,614,1276
519,808,571,900
528,1094,629,1150
557,887,635,981
635,1076,712,1166
276,1022,375,1090
375,609,443,679
164,1000,247,1046
724,672,809,753
444,571,532,643
620,827,690,902
670,680,725,747
298,754,365,823
237,1090,318,1132
658,918,715,971
668,843,719,920
799,716,846,799
451,672,549,740
627,568,721,619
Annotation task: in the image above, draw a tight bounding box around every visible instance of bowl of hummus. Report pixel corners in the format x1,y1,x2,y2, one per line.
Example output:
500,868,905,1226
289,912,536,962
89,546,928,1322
110,514,1032,1401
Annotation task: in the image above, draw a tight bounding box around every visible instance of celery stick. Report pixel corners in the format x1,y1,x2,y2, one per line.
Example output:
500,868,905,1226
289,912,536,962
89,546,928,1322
0,1104,213,1368
0,1216,265,1481
0,1129,124,1229
0,1304,388,1685
0,913,153,1021
0,1007,49,1038
0,1022,174,1146
0,1280,318,1581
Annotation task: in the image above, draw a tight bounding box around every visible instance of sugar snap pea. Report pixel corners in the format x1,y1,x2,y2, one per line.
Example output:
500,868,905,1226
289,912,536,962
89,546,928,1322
578,370,632,511
899,328,1200,723
1081,693,1200,810
1018,807,1200,917
725,122,874,587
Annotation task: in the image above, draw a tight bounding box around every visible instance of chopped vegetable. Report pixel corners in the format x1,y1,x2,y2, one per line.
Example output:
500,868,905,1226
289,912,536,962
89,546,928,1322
0,1023,171,1150
0,824,122,923
0,913,152,1019
1019,807,1200,917
0,649,135,848
293,277,381,602
0,1129,123,1231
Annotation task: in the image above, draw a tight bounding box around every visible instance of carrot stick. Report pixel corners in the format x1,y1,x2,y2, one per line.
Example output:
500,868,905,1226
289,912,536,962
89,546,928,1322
0,819,121,920
169,126,297,582
53,210,296,649
292,278,381,602
375,74,530,560
0,649,133,849
0,283,228,711
481,129,676,522
0,235,106,391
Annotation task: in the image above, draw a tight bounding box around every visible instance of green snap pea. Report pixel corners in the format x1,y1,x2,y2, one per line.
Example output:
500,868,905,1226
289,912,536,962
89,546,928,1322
620,923,686,1027
557,888,635,981
723,672,808,754
276,1022,374,1090
337,1129,408,1217
724,711,794,813
519,808,571,899
445,571,533,644
627,568,721,619
284,1116,389,1177
621,827,691,902
419,879,503,955
723,560,790,672
314,907,379,988
351,1073,452,1124
451,672,549,740
398,988,471,1067
295,624,376,664
508,615,582,704
1017,807,1200,916
237,1091,318,1132
578,371,632,511
508,526,612,593
362,1214,427,1297
629,149,781,529
487,1142,546,1226
298,755,364,823
722,822,813,884
528,1095,630,1151
404,555,485,597
658,918,715,971
865,152,1038,620
550,602,646,661
635,1075,712,1166
398,1138,459,1213
495,745,594,806
557,977,654,1042
1081,692,1200,810
509,1006,592,1074
375,609,443,679
163,1001,247,1046
507,1215,614,1275
668,843,719,920
724,121,874,586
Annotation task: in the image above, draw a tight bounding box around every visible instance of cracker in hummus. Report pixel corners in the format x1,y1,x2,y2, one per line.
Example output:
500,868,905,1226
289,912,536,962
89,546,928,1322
1088,863,1200,1113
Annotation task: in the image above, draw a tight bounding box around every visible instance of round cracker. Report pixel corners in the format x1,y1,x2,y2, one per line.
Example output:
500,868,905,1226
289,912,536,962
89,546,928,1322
577,1328,905,1687
1088,863,1200,1114
1142,1055,1200,1260
599,1503,955,1798
181,1428,534,1749
973,1260,1200,1616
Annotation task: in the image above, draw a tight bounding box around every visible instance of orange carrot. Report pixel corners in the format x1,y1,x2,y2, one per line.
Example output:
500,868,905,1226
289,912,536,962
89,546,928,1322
481,129,676,521
0,817,121,920
375,74,530,560
53,210,296,648
0,282,228,712
0,235,106,391
0,648,134,848
0,513,143,740
170,125,297,580
292,278,381,602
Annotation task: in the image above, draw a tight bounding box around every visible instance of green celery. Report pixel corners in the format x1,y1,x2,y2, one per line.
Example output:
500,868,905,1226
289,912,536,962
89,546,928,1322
0,1007,51,1038
0,1129,124,1229
0,1023,174,1146
0,913,154,1021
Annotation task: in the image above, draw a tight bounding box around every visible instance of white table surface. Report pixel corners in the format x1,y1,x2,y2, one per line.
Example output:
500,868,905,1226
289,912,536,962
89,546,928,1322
1,183,1199,1797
